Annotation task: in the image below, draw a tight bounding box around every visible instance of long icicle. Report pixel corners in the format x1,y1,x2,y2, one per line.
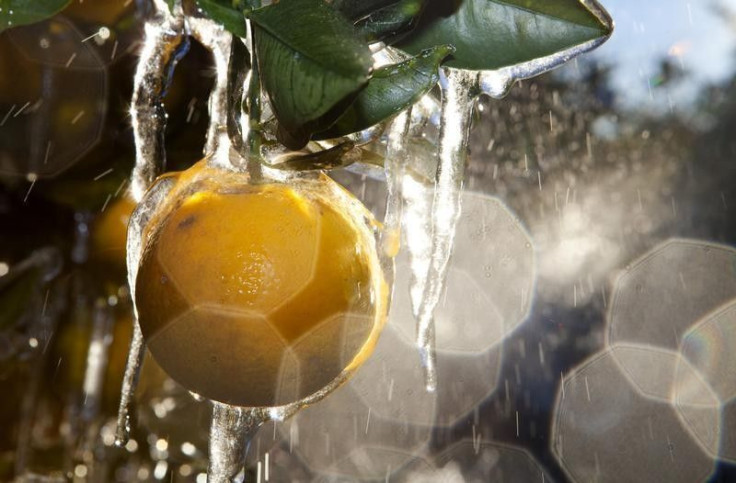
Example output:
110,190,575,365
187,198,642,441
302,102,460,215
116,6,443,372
129,0,188,201
116,0,187,443
189,17,234,166
381,109,411,277
416,68,478,391
208,404,269,482
114,322,144,445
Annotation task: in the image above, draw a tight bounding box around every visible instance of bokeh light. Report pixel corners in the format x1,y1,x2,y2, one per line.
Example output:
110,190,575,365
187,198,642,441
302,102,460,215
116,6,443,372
551,347,715,483
608,239,736,400
675,300,736,463
1,17,108,178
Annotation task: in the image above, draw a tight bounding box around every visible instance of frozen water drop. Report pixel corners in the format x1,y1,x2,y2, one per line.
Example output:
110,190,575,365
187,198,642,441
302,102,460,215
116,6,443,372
479,70,514,99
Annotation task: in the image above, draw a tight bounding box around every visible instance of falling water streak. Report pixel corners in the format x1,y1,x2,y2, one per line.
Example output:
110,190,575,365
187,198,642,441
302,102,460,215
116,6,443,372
189,17,234,167
129,0,188,201
116,178,177,445
208,404,268,482
415,68,477,391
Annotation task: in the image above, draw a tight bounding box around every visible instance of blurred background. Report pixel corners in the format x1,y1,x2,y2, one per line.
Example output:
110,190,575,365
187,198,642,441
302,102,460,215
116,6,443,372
1,0,736,481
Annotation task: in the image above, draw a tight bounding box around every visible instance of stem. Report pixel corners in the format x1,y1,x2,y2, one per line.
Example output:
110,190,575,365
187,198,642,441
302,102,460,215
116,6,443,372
416,68,478,391
208,404,269,482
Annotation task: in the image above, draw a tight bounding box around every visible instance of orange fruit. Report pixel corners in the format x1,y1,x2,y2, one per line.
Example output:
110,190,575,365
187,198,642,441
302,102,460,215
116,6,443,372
135,164,387,407
91,196,136,269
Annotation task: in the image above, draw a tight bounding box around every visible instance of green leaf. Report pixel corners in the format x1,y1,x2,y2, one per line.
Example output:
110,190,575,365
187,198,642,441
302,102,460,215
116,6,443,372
249,0,373,149
316,45,453,139
196,0,248,38
167,0,176,12
332,0,397,20
334,0,427,41
396,0,613,71
0,0,70,33
355,0,427,42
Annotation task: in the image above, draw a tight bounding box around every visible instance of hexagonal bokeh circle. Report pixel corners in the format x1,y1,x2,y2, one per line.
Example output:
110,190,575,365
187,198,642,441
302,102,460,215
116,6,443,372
1,17,107,178
278,369,433,481
674,300,736,463
147,305,300,407
552,347,715,483
346,318,503,429
61,1,140,66
393,185,535,354
314,455,436,483
608,239,736,400
430,439,553,482
244,431,314,483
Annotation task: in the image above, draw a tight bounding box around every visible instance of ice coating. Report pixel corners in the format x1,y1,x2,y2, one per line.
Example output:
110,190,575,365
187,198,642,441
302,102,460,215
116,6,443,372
118,0,244,449
415,68,478,390
478,1,613,99
381,110,411,271
208,403,268,482
116,176,177,445
189,17,234,168
129,0,188,202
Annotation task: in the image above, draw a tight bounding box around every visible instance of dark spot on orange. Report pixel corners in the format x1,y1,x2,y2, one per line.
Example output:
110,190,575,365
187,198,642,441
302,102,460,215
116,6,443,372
178,216,196,229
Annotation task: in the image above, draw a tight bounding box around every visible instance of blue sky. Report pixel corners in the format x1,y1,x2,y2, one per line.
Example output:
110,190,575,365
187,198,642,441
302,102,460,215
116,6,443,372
585,0,736,111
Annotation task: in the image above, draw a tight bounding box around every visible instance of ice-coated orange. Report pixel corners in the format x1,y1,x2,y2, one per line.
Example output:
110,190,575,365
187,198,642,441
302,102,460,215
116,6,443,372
135,170,386,407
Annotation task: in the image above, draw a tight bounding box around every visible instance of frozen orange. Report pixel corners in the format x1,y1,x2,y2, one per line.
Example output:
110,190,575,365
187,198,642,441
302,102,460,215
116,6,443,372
135,168,387,407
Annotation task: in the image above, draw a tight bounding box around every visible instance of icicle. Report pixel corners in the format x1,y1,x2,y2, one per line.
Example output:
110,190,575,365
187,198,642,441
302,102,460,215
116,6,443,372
415,68,478,391
114,323,144,446
380,110,411,275
129,0,188,202
116,177,177,445
401,174,433,315
208,404,269,482
476,2,612,100
189,17,234,168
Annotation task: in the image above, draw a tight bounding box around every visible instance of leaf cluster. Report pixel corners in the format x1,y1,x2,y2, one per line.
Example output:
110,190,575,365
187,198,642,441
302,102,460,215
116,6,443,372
197,0,611,150
4,0,613,155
